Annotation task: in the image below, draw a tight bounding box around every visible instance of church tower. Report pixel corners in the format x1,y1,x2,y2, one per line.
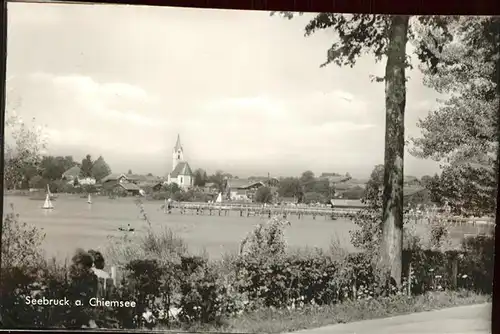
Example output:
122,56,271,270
172,134,184,171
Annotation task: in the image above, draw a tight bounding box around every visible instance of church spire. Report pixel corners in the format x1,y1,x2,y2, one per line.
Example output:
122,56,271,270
174,134,182,151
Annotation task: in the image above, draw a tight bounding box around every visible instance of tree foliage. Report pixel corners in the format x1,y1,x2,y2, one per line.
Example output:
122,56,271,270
2,204,46,269
40,155,77,181
254,186,273,204
28,175,46,190
350,165,421,261
277,177,303,200
80,155,94,178
411,16,499,216
208,170,226,192
193,169,208,187
4,113,47,190
91,156,112,182
270,12,467,287
299,170,316,192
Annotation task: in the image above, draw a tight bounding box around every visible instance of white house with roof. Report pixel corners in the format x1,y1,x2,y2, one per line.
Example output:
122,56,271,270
166,134,194,189
61,166,96,185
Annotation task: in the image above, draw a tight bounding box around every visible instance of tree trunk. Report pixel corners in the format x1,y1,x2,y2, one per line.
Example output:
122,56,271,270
378,15,410,289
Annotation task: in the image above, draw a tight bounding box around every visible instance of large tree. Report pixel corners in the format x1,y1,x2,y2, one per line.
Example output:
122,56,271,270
4,113,47,190
91,156,112,182
40,155,77,181
272,12,457,287
79,155,94,178
277,177,303,201
208,170,226,192
193,168,208,187
411,16,499,216
299,170,316,192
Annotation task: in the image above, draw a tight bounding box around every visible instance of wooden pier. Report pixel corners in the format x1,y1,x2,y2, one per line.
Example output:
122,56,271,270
164,202,352,220
163,202,495,227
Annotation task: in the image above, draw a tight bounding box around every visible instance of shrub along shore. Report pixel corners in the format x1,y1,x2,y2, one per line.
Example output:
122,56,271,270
1,200,494,332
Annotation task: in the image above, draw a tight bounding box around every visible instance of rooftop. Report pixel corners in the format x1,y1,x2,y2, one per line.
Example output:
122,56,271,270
170,161,193,178
119,182,141,191
101,173,127,183
62,166,81,178
228,178,266,189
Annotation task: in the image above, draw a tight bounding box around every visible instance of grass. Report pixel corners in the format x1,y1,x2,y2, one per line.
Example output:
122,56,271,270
187,290,490,333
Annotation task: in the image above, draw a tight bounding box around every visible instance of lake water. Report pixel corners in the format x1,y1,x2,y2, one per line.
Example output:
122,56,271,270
4,194,489,263
3,194,359,262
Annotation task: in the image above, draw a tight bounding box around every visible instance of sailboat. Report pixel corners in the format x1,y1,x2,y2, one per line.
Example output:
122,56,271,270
42,188,54,210
215,192,222,204
87,193,92,204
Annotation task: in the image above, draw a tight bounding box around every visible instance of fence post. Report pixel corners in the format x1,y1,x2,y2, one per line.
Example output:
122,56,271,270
111,266,117,287
451,252,458,290
407,261,412,296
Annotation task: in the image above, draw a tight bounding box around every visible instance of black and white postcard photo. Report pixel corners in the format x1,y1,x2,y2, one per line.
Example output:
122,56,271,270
1,2,498,333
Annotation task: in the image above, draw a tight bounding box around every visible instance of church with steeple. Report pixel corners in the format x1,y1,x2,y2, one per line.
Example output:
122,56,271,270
166,134,194,189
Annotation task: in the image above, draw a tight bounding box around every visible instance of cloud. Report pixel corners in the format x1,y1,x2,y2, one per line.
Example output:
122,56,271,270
29,72,161,127
175,92,378,167
290,90,371,125
6,4,444,177
197,90,372,128
8,73,168,156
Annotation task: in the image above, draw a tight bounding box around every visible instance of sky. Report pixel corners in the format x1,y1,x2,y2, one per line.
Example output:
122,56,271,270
6,3,446,178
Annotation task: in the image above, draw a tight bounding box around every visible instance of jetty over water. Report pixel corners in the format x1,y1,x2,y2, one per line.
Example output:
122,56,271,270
166,201,495,229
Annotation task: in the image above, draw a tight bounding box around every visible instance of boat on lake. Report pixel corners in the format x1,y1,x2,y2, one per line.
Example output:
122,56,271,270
215,192,222,204
42,189,54,210
118,223,134,232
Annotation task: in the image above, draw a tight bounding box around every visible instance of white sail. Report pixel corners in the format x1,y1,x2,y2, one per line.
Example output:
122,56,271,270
87,194,92,204
215,192,222,203
47,184,52,196
42,194,54,209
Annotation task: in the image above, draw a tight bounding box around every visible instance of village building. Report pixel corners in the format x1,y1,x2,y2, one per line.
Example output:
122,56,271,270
61,166,96,185
166,134,194,190
125,173,164,191
99,173,163,196
226,178,275,201
100,173,142,196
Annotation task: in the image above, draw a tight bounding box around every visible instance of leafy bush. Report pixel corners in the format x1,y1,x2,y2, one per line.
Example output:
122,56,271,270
178,256,229,324
29,175,45,189
59,182,82,194
162,183,181,193
254,186,273,204
0,244,117,329
0,260,71,328
459,235,495,294
121,259,163,328
303,191,327,204
110,186,128,198
81,184,98,194
2,204,46,269
2,197,494,331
